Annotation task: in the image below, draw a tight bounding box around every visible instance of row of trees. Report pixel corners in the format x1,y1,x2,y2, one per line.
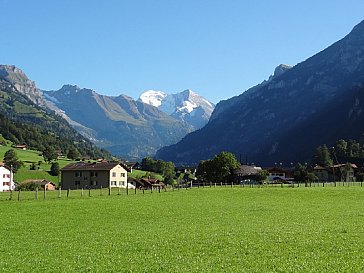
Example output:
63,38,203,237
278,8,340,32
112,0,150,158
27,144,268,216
313,139,364,167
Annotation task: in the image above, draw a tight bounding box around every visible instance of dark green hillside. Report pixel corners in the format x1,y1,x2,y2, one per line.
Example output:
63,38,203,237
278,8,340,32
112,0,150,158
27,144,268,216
0,78,110,159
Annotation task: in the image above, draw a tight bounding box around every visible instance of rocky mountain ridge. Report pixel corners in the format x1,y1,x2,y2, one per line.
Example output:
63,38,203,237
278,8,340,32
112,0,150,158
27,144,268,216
43,85,193,160
156,20,364,166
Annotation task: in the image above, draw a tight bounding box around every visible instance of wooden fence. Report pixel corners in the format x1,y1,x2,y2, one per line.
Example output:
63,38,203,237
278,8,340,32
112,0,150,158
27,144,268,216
0,181,363,202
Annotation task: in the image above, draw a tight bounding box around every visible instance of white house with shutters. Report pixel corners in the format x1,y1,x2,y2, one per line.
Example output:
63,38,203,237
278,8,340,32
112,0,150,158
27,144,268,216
0,165,14,192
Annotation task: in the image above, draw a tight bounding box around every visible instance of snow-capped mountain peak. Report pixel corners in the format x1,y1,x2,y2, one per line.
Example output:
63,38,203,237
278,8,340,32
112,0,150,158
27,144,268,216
139,90,167,108
138,89,215,129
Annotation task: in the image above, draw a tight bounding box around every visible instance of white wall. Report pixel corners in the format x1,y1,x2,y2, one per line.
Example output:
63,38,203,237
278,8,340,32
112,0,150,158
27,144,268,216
0,166,14,192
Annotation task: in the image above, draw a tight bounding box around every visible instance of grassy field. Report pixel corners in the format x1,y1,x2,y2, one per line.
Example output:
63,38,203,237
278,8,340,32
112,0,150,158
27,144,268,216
0,186,363,272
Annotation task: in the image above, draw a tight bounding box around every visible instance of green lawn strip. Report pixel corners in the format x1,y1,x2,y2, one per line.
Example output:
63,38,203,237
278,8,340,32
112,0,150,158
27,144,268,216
0,187,363,272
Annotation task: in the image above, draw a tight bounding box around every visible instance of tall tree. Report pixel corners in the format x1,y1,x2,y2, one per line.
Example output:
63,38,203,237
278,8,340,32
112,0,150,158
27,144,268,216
43,147,58,163
50,162,60,176
67,147,80,160
212,152,240,182
294,163,308,182
313,145,333,167
3,149,23,173
334,140,347,159
197,152,240,183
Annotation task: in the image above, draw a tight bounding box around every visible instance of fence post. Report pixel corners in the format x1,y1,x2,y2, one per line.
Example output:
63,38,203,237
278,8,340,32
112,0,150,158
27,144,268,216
89,187,91,197
109,187,111,196
100,186,103,196
67,188,70,198
18,189,21,201
35,187,38,200
58,187,62,198
44,187,46,199
81,188,83,197
118,187,121,195
9,190,13,201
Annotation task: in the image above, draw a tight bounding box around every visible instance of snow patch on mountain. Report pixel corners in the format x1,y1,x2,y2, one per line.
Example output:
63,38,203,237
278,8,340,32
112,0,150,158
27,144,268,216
139,89,215,129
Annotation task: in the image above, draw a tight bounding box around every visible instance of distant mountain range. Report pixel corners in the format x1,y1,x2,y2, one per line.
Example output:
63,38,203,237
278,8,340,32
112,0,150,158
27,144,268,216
139,89,215,130
156,20,364,166
43,85,197,160
0,64,215,160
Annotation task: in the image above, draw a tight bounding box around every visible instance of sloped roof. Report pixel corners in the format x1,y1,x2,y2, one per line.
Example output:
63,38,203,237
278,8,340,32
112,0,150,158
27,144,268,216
61,161,130,171
21,179,55,186
234,165,259,176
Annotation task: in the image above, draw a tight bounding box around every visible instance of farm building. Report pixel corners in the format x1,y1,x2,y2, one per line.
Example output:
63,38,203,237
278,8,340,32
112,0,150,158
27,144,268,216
61,162,129,189
21,179,57,190
233,165,262,184
0,165,14,192
313,164,357,182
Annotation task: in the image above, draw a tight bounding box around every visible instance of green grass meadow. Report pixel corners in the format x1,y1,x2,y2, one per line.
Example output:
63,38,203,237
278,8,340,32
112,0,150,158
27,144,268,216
1,186,364,272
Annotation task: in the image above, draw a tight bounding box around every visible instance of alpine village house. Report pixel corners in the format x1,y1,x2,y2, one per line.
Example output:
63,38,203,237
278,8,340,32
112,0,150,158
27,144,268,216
0,164,14,192
61,162,129,190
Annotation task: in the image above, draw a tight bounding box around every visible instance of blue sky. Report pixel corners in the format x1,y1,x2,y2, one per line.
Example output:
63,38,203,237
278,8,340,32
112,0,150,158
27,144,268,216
1,0,364,103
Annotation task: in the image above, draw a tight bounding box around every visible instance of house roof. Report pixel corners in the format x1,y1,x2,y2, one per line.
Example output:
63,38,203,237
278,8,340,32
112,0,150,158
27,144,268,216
332,163,358,169
313,165,327,170
0,164,10,171
234,165,259,176
61,161,130,171
21,179,55,186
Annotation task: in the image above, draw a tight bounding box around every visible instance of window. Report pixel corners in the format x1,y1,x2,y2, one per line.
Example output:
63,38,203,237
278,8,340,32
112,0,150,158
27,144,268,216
111,181,117,186
112,172,116,177
120,173,125,178
91,181,97,186
91,171,98,177
119,181,122,186
75,172,82,177
75,181,81,186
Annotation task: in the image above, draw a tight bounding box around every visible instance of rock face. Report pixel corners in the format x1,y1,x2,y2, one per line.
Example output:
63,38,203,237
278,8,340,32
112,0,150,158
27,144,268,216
139,89,215,129
43,85,193,160
0,65,45,106
156,20,364,166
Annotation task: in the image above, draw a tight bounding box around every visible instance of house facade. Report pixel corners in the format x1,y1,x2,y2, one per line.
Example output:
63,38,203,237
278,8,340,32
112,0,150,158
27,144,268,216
313,164,357,182
233,165,262,184
0,165,14,192
61,162,129,189
267,167,294,182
